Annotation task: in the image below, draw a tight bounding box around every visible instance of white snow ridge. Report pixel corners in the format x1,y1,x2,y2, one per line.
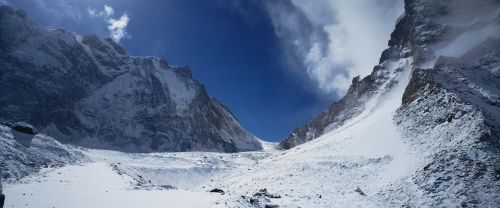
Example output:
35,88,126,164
1,0,500,208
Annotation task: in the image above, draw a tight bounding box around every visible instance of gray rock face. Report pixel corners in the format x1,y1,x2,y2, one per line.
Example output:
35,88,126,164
0,5,261,152
394,38,500,207
279,75,377,149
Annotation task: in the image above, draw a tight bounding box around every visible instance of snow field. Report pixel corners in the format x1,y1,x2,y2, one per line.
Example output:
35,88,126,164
4,162,222,208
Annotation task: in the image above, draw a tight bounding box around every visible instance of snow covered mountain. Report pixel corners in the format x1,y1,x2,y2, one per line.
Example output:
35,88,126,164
0,5,261,153
2,0,500,207
279,0,500,149
269,0,500,206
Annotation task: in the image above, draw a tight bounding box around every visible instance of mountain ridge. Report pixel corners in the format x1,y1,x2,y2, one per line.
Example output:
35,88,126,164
0,5,262,153
274,0,500,206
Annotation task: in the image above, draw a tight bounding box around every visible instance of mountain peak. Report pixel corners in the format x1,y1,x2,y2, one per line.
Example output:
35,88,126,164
0,6,262,152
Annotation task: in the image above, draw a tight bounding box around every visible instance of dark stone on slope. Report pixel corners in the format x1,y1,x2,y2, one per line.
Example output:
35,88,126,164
249,197,258,205
355,187,366,196
9,122,38,135
209,188,225,194
253,188,281,199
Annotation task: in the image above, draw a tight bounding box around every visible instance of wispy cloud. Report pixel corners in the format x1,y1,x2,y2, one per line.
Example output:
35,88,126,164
3,0,86,26
87,5,114,18
88,5,130,42
264,0,404,96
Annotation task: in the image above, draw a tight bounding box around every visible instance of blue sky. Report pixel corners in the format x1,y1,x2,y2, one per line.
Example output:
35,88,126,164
1,0,403,141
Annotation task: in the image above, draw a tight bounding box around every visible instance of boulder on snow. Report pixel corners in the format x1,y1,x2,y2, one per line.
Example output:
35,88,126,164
355,187,366,196
209,188,225,195
6,122,38,147
8,122,38,135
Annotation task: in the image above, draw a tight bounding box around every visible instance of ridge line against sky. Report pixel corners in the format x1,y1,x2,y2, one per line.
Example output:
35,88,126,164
0,0,403,141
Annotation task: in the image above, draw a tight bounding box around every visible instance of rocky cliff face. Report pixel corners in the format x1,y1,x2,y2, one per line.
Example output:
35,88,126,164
392,40,500,206
0,5,262,153
280,0,500,206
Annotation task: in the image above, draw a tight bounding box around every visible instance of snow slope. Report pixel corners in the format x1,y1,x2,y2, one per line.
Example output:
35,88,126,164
205,57,420,208
0,124,88,182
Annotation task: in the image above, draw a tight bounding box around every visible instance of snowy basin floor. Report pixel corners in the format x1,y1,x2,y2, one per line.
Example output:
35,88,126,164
4,162,223,208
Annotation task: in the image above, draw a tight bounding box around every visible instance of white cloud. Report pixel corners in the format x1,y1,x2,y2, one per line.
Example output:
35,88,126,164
103,5,114,17
88,4,129,42
107,14,129,43
265,0,404,96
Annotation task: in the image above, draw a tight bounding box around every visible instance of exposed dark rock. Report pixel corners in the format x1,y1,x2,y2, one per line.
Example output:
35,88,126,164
279,75,377,149
354,187,366,196
209,188,225,195
9,122,38,135
249,197,258,205
157,185,176,190
173,66,193,78
253,188,281,199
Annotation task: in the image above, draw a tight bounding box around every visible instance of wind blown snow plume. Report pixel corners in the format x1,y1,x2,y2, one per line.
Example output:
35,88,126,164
88,5,129,42
434,0,500,59
265,0,404,96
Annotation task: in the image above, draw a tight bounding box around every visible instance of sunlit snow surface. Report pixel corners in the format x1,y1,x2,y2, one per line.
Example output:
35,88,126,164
5,162,222,208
